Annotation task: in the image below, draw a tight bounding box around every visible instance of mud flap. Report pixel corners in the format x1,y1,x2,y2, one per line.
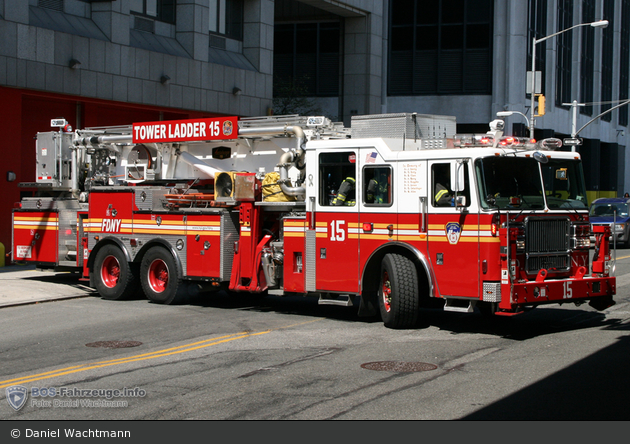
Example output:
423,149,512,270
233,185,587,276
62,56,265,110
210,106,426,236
357,294,378,317
589,296,616,311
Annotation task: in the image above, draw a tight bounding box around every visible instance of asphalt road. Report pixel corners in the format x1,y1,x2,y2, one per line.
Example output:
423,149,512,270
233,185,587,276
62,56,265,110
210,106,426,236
0,252,629,422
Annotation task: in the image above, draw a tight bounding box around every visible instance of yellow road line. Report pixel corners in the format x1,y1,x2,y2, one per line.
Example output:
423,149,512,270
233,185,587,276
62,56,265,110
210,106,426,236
0,319,322,389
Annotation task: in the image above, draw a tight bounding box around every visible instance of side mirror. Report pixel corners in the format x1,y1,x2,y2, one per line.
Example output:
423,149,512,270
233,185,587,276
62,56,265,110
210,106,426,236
450,161,466,192
533,151,549,164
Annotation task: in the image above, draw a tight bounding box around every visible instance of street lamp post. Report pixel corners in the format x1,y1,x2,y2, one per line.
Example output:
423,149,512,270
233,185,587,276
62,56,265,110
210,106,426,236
497,110,530,135
561,99,630,151
575,98,630,136
561,99,586,145
529,19,608,139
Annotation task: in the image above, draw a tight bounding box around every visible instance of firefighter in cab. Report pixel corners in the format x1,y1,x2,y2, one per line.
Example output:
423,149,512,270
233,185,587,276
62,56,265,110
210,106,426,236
332,177,356,206
434,165,454,206
366,169,389,204
435,183,454,206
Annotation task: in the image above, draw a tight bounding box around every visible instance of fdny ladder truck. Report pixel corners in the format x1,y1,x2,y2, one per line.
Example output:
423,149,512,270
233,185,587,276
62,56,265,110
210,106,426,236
12,113,616,328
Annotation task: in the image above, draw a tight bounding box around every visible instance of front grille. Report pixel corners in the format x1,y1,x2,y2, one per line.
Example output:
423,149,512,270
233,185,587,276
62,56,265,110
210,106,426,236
527,255,569,272
526,217,570,252
525,217,570,273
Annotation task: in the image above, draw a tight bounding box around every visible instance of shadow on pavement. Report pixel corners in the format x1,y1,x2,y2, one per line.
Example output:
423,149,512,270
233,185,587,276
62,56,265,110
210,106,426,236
7,269,623,340
462,332,630,420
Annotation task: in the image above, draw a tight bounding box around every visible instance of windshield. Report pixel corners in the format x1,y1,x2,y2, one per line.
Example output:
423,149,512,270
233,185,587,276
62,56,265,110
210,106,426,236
590,202,630,217
475,157,588,210
541,159,588,209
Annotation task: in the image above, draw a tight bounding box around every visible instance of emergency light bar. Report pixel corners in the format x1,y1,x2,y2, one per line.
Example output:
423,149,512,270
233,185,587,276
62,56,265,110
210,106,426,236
498,137,537,147
452,134,494,147
453,134,543,150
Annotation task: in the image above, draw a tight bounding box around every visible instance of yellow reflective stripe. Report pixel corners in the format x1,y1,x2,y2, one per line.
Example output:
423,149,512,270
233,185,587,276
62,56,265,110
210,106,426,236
435,189,449,200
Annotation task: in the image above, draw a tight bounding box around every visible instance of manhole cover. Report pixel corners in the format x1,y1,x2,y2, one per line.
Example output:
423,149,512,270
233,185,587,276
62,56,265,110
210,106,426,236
85,341,142,349
361,361,438,372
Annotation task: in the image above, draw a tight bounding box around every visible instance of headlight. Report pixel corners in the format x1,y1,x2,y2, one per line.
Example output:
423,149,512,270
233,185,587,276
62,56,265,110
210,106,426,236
615,223,625,232
571,223,591,249
575,238,591,249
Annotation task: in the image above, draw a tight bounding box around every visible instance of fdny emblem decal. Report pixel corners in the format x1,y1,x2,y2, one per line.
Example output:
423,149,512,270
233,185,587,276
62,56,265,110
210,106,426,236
446,222,461,245
223,119,233,136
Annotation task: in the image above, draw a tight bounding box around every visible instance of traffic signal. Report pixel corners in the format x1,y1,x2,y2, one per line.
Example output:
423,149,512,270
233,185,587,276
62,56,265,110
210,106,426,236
535,94,546,117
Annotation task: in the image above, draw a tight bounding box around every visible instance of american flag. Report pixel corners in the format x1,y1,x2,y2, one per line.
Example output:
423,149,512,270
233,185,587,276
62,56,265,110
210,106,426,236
366,152,377,163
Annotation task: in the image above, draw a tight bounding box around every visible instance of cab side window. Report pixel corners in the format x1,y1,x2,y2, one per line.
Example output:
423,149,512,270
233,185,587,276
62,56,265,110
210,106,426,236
320,152,357,206
364,166,392,206
432,162,471,208
432,163,453,207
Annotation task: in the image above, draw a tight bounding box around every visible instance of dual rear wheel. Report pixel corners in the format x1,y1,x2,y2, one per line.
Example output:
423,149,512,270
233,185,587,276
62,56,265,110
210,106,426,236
140,246,185,305
93,245,139,301
93,244,184,305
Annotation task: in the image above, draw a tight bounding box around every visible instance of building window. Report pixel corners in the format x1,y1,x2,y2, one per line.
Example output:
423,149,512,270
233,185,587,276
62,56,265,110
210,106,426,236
555,0,572,108
209,0,244,41
619,0,630,127
273,22,341,97
580,0,595,116
528,0,547,96
388,0,493,96
601,0,614,122
130,0,175,24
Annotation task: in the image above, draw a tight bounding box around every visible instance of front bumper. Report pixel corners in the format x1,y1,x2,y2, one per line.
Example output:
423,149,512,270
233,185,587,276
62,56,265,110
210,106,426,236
500,275,616,311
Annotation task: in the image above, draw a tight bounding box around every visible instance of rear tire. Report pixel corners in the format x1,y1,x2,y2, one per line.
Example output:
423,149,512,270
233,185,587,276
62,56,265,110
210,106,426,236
93,244,138,300
378,253,419,329
140,246,185,305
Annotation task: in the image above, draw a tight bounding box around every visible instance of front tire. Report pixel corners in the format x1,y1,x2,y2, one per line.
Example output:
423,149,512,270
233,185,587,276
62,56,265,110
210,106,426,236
140,246,185,304
93,244,138,300
378,253,419,329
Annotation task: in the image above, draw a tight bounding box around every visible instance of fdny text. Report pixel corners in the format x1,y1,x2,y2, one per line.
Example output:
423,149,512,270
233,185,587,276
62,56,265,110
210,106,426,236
101,218,122,233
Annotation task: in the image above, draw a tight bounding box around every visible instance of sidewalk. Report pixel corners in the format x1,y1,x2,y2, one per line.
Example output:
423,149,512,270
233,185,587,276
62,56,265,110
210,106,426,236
0,264,94,308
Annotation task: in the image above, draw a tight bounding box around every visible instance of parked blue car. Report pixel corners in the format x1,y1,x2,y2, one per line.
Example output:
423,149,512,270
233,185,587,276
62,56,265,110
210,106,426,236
589,197,630,247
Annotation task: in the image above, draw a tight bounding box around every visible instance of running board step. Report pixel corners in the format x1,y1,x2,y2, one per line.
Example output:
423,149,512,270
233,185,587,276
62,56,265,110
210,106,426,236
318,295,354,307
444,298,476,313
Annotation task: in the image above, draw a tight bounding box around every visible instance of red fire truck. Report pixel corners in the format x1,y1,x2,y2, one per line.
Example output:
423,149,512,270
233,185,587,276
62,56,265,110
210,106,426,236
12,113,616,328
